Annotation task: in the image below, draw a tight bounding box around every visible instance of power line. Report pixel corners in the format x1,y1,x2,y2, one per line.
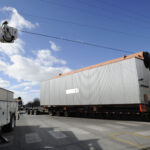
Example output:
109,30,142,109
40,0,150,29
20,30,134,54
75,0,150,25
94,0,150,22
21,12,150,40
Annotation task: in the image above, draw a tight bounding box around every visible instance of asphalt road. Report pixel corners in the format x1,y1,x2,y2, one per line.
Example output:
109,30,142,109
1,114,150,150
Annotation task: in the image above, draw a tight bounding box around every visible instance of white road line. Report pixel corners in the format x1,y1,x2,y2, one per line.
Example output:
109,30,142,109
87,125,109,132
136,130,150,136
69,127,90,135
104,124,126,129
25,133,41,144
116,122,140,127
133,122,150,125
48,130,67,139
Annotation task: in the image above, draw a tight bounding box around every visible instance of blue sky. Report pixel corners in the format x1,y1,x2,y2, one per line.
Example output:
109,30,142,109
0,0,150,104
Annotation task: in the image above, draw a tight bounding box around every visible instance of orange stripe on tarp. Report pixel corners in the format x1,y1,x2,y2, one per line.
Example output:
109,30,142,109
46,51,144,81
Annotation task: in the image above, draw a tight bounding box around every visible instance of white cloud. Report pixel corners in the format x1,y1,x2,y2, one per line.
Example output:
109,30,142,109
0,38,24,56
37,49,66,66
0,77,10,88
49,41,60,51
1,7,37,29
0,52,71,82
11,81,38,90
24,86,31,90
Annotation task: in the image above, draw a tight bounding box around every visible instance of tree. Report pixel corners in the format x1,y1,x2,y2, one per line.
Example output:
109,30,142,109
25,98,40,107
32,98,40,107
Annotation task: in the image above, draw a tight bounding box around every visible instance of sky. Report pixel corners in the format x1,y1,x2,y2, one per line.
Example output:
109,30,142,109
0,0,150,104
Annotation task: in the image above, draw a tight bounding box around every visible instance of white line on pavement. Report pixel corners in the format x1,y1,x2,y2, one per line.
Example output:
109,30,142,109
69,127,90,135
48,130,67,139
116,122,140,127
25,133,42,144
104,124,126,129
87,125,109,132
136,130,150,136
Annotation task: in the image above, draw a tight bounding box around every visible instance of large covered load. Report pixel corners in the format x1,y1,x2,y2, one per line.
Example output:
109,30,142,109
40,52,150,118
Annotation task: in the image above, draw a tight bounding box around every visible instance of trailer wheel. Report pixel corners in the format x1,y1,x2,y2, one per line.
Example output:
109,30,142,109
64,111,69,117
50,110,56,116
56,111,60,116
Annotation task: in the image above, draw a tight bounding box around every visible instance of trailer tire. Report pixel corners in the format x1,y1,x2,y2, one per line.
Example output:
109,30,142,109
51,111,55,116
56,111,60,116
64,111,69,117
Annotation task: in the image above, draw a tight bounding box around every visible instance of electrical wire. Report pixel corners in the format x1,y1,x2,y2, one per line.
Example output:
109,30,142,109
21,12,150,40
40,0,150,29
75,0,150,24
19,30,134,54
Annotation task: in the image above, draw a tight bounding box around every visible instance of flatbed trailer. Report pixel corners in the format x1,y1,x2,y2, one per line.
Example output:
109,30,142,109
40,52,150,120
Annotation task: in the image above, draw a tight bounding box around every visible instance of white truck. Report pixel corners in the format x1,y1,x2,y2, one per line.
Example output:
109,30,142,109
0,88,18,143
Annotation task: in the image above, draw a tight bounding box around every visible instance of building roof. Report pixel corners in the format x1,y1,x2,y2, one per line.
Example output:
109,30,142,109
48,51,144,81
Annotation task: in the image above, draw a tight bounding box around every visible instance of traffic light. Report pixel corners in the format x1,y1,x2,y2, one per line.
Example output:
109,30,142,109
143,52,150,70
0,21,18,43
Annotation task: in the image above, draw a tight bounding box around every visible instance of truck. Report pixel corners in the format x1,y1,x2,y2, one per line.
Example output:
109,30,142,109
0,88,18,143
40,51,150,120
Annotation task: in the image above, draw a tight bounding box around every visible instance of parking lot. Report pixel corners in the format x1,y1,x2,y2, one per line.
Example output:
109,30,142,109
1,114,150,150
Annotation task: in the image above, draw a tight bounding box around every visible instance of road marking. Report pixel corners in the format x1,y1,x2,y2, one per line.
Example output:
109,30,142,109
109,132,150,149
133,121,150,125
48,130,67,139
135,130,150,136
25,133,41,144
105,124,126,129
87,125,109,132
69,127,90,135
43,146,54,149
116,122,140,127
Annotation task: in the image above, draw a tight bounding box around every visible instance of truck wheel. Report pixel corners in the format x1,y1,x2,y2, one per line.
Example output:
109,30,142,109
7,115,16,131
18,113,20,120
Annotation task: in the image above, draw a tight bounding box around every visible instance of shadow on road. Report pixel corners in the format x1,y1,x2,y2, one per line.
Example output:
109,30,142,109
0,125,103,150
